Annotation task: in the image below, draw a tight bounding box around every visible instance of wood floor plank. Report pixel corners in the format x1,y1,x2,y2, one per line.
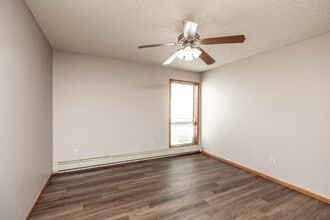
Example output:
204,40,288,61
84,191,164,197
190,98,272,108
30,153,330,219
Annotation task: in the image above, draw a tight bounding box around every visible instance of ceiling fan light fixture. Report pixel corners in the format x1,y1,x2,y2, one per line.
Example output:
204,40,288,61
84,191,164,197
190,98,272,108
183,46,194,61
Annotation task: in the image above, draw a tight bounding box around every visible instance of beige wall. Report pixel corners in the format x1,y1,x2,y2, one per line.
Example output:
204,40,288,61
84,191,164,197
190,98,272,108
0,0,53,219
201,32,330,198
53,51,201,162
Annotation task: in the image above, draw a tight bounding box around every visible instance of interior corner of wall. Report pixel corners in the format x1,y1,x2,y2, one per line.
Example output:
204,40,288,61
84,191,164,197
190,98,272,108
52,162,59,174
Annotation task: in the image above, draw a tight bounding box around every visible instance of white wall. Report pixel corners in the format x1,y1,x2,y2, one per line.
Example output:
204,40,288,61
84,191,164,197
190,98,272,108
202,32,330,198
53,51,201,162
0,0,53,219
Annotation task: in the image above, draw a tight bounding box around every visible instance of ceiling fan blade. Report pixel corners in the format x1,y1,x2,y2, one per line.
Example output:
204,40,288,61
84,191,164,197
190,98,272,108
198,48,215,65
138,42,176,49
163,52,177,65
201,35,246,45
183,21,198,39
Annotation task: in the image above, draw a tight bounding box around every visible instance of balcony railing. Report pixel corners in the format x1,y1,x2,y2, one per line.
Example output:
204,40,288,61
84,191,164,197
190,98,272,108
171,119,194,145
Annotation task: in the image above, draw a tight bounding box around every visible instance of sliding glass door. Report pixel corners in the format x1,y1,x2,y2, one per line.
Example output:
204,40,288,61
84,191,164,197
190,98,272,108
169,79,199,147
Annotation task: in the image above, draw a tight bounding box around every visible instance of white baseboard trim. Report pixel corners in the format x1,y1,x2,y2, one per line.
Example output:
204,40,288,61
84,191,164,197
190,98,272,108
53,145,200,173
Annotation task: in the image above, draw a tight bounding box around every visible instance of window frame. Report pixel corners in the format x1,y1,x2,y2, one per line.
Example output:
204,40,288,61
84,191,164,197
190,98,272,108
169,79,200,148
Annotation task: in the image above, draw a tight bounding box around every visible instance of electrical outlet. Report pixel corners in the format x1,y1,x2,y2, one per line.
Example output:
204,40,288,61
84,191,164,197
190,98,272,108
268,156,276,165
73,148,79,157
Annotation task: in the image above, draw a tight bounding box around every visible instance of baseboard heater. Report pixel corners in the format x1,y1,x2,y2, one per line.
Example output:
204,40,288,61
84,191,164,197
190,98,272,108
53,145,201,173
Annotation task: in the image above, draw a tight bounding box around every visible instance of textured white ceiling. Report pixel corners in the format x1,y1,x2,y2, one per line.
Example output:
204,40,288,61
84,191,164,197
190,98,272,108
25,0,330,72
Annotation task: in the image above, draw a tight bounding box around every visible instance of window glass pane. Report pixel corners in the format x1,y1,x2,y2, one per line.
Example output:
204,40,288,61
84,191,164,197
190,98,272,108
171,123,194,145
171,82,195,145
171,83,194,122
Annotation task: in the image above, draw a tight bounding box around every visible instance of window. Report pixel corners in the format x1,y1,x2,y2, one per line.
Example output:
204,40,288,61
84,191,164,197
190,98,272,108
169,79,199,147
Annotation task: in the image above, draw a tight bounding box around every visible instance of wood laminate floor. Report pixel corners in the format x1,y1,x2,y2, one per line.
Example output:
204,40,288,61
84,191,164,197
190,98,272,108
30,153,330,220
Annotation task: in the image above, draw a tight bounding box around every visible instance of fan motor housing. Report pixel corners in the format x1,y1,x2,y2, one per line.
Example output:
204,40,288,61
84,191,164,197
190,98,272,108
178,33,201,46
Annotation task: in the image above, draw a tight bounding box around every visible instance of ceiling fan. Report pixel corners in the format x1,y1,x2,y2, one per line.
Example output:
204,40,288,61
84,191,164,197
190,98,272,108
138,21,246,65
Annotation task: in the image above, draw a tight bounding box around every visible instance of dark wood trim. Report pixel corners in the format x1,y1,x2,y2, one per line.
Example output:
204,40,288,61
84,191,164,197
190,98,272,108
169,79,200,148
195,81,200,145
202,151,330,205
25,174,52,220
169,79,199,86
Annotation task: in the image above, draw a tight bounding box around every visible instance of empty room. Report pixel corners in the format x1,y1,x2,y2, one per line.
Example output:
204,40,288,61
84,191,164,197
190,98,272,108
1,0,330,219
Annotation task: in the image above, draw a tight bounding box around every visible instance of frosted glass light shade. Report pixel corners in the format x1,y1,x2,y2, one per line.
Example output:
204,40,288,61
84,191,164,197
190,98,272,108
192,48,202,58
